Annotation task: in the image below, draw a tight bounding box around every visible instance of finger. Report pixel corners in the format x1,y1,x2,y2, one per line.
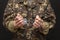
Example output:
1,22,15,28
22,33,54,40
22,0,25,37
36,15,41,20
33,23,37,28
18,23,23,27
15,15,23,20
36,19,43,25
18,21,24,27
35,18,41,21
35,22,40,27
35,20,43,26
35,15,43,21
15,18,23,23
15,13,23,20
17,13,23,18
35,18,43,23
14,21,19,28
17,13,21,17
36,15,40,18
33,22,40,28
33,23,40,28
35,20,40,25
16,20,24,26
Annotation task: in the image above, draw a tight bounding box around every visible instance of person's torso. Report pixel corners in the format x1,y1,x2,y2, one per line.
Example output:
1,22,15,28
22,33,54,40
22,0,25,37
4,0,52,40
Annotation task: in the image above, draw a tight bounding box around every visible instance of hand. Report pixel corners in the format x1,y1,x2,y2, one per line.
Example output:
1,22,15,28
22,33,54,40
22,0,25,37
33,15,43,28
13,13,24,28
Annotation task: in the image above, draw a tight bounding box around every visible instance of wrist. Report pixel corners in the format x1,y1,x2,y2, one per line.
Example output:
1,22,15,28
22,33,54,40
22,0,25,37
7,21,17,32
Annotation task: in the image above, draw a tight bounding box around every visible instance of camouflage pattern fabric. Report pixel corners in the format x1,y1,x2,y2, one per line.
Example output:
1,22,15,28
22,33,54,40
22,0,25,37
3,0,56,40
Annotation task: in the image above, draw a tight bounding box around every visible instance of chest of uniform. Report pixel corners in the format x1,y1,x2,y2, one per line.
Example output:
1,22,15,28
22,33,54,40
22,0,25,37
7,0,47,18
5,0,49,28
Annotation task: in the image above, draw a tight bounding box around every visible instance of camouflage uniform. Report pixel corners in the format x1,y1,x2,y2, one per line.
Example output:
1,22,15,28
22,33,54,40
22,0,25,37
3,0,56,40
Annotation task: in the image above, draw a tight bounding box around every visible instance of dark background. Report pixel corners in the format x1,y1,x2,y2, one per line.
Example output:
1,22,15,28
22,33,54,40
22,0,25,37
0,0,60,40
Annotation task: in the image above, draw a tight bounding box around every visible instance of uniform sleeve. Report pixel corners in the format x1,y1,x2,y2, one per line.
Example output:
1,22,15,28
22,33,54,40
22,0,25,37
39,1,56,35
3,14,17,32
3,0,17,33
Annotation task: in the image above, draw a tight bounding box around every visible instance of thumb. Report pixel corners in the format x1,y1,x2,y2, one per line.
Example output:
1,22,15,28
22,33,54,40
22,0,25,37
35,15,42,21
36,15,40,19
16,13,20,18
17,13,23,18
15,13,21,20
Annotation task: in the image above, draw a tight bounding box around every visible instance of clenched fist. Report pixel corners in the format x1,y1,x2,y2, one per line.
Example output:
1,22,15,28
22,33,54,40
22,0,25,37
33,15,43,28
13,13,24,28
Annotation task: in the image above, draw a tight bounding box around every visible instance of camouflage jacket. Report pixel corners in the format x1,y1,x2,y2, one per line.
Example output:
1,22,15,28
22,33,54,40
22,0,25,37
3,0,56,40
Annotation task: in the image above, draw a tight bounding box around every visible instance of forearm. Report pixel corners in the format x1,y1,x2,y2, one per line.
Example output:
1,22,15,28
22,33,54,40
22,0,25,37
7,21,17,32
3,20,17,32
40,21,54,35
39,1,56,35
